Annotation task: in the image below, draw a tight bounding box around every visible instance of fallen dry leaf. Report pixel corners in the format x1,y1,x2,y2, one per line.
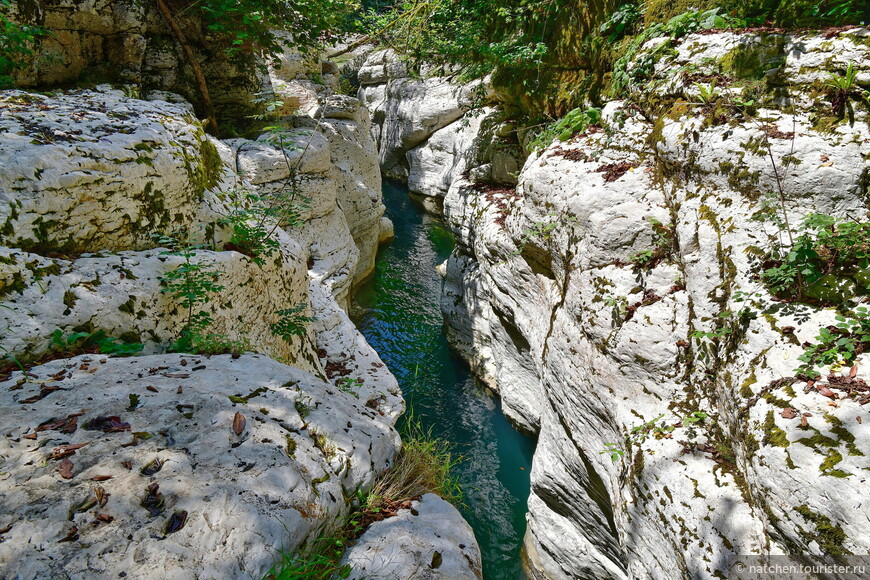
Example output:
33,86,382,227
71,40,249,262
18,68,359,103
146,386,158,393
780,407,797,419
58,458,74,479
95,486,108,507
801,415,809,427
84,416,131,432
850,365,858,378
817,385,837,398
233,412,246,436
49,443,88,460
92,475,112,482
165,510,188,534
58,526,79,543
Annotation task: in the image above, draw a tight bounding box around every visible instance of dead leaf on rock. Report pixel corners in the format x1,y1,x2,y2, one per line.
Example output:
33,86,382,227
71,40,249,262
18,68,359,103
58,458,74,479
165,510,188,534
146,386,158,393
780,407,797,419
121,460,132,470
817,385,837,398
95,486,108,508
850,365,858,378
233,412,246,436
141,483,165,516
801,415,809,427
85,416,131,432
140,458,163,476
49,443,88,460
163,373,189,379
58,526,79,543
23,432,37,440
36,414,80,434
92,475,112,482
95,513,114,524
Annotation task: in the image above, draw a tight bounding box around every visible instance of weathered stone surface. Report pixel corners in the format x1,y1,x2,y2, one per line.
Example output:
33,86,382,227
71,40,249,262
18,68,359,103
341,493,483,580
9,0,262,118
380,27,870,580
358,50,487,179
0,243,319,374
0,354,400,580
0,87,218,254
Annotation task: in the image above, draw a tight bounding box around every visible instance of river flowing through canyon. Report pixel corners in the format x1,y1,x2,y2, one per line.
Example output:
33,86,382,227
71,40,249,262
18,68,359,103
353,180,536,579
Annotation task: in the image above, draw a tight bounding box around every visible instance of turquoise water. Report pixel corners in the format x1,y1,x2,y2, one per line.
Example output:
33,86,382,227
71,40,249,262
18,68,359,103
353,180,536,579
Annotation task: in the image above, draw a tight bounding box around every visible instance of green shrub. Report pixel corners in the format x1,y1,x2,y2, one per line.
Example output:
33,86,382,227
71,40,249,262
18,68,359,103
0,0,46,88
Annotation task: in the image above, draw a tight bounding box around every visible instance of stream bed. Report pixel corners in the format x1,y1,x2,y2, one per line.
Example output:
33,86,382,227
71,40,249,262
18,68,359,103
353,180,536,579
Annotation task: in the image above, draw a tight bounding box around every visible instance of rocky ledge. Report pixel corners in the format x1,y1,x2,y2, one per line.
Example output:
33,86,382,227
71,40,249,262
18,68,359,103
0,354,399,579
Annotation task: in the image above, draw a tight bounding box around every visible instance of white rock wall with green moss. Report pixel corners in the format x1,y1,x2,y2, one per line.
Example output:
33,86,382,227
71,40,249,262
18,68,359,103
401,27,870,580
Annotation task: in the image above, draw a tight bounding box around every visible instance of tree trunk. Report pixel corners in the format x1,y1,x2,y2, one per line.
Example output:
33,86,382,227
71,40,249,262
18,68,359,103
155,0,219,134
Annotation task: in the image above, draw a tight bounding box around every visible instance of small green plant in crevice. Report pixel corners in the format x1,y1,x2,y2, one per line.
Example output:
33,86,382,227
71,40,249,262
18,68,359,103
219,184,310,266
627,411,709,447
796,306,869,379
335,376,362,398
824,60,868,119
155,234,225,354
50,329,144,357
529,107,602,152
367,416,462,512
270,304,314,342
599,442,624,462
759,213,870,303
627,217,674,270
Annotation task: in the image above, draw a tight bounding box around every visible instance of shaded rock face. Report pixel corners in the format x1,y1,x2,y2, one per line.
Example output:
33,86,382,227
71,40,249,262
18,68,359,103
366,27,870,579
7,0,263,119
341,493,483,580
357,50,492,182
0,353,400,579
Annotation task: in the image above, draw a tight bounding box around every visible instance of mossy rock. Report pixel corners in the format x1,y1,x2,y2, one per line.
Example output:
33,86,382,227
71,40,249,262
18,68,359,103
719,36,786,81
643,0,719,25
804,274,857,304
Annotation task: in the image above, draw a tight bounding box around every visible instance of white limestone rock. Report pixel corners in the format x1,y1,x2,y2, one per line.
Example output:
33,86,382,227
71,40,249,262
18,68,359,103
0,353,400,580
434,30,870,580
0,242,320,374
0,87,219,253
407,109,490,210
341,493,483,580
358,50,487,178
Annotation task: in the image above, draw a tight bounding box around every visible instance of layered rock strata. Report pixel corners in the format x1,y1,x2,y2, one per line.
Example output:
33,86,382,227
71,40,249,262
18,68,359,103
361,28,870,579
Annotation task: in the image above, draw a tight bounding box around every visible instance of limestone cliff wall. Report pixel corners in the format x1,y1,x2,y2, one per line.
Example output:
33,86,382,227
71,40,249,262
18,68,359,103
361,28,870,579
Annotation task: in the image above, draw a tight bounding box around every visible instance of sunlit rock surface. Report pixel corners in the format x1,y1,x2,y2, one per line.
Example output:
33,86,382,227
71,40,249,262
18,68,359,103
341,493,483,580
0,354,400,579
364,27,870,579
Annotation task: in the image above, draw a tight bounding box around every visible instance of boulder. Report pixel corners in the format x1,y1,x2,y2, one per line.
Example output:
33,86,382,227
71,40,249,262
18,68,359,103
341,494,483,580
0,354,400,580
